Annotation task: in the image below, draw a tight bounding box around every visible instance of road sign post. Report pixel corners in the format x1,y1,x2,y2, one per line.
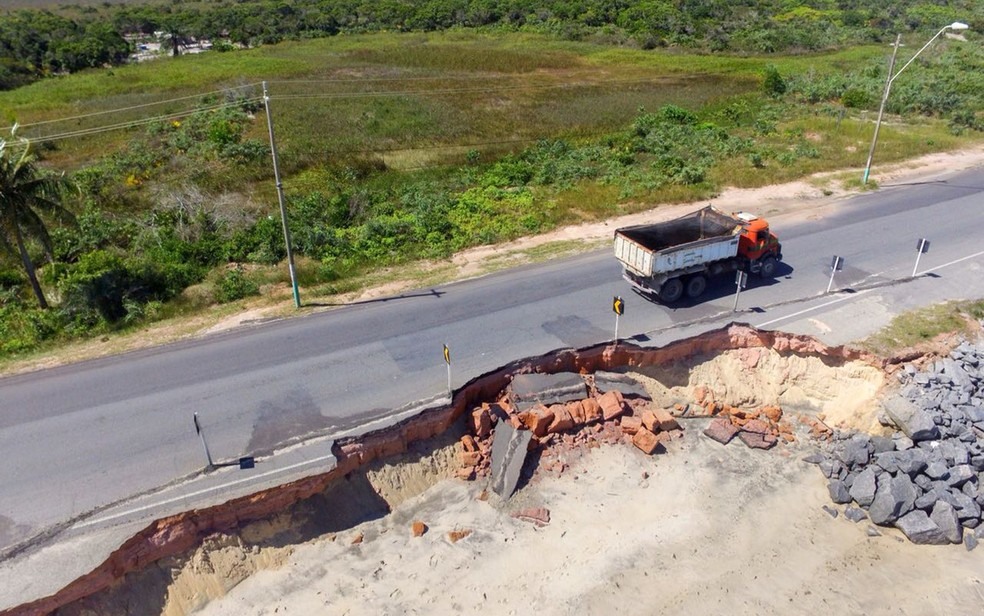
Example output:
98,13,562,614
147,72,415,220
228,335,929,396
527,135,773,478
913,238,930,277
612,296,624,343
193,413,214,469
827,256,844,294
733,270,747,312
443,344,452,395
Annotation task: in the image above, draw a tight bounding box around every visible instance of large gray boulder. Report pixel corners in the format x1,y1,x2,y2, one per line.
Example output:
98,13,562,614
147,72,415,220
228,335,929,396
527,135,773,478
930,501,964,544
869,473,917,525
883,396,940,441
828,479,852,504
896,510,948,545
836,434,871,469
947,464,975,488
896,449,929,476
849,467,878,508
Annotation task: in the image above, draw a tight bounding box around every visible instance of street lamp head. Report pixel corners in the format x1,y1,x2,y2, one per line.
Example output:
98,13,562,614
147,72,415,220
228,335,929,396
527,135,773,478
947,22,970,31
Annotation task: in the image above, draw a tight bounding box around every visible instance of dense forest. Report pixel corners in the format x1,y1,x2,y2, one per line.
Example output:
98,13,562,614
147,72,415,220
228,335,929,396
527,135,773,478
0,0,981,89
0,1,981,359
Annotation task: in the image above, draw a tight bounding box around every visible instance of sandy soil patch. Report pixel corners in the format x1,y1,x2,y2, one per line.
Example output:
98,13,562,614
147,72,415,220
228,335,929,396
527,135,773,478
111,347,978,616
628,348,886,433
193,430,984,616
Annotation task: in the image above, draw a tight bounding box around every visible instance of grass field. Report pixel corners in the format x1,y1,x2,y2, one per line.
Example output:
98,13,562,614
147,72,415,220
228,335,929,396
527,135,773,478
0,28,980,361
4,30,966,202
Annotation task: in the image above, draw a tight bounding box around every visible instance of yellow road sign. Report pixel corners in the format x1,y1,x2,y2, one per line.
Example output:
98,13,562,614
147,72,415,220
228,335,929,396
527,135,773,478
613,296,625,316
443,344,451,365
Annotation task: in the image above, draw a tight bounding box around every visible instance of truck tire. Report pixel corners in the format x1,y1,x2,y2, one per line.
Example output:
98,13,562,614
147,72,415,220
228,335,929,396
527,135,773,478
685,275,707,299
659,278,684,303
759,256,778,278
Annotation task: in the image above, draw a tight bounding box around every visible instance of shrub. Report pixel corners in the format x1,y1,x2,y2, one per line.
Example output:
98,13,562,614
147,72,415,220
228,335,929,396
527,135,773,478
841,87,871,109
217,267,260,303
763,65,787,98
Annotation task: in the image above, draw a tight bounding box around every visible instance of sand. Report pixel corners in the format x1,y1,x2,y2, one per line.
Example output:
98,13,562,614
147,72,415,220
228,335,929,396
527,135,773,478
192,430,984,616
167,345,984,616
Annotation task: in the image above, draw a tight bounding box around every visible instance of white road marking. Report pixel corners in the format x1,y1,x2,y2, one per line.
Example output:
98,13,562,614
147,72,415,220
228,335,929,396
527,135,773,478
756,289,872,328
73,453,335,530
757,249,984,328
920,249,984,274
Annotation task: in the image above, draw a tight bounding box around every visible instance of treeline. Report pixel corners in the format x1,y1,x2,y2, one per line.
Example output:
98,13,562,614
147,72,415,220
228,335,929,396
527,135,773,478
1,0,981,89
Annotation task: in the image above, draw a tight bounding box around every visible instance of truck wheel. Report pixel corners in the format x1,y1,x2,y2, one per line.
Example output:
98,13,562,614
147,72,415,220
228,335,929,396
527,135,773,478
659,278,684,303
685,275,707,299
759,256,778,278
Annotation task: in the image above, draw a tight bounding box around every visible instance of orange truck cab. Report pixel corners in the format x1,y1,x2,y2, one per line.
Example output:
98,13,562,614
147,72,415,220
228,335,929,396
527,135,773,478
735,212,782,274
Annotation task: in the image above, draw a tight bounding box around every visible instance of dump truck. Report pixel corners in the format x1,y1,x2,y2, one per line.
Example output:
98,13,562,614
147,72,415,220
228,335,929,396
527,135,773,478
613,205,782,303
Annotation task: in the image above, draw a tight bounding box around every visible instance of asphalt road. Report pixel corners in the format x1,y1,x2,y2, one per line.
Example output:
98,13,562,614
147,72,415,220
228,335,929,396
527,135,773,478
1,167,983,556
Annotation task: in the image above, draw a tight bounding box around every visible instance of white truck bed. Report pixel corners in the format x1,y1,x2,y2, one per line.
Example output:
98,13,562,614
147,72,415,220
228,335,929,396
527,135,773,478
613,206,743,277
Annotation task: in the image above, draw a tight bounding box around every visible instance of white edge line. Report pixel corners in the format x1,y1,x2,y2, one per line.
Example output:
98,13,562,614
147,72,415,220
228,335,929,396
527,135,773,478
757,289,872,328
74,453,336,530
758,249,984,329
920,249,984,275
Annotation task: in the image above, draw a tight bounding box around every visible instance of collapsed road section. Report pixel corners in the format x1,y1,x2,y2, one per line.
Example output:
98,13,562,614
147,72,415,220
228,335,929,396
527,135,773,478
6,321,979,615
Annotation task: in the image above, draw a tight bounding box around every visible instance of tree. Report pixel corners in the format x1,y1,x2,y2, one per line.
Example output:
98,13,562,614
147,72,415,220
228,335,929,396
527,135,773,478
0,139,74,309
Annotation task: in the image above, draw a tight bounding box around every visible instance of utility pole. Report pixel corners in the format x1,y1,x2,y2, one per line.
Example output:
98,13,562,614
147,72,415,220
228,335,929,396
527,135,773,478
862,34,901,186
263,81,301,308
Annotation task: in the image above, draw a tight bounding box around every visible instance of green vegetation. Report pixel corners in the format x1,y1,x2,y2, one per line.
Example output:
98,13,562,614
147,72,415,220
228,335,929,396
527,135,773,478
0,16,980,360
861,300,984,357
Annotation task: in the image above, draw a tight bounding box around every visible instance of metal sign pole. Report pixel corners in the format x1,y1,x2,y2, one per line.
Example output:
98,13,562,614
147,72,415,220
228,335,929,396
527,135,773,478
913,238,930,277
827,256,843,294
443,344,451,395
612,296,624,344
733,271,746,312
193,413,214,468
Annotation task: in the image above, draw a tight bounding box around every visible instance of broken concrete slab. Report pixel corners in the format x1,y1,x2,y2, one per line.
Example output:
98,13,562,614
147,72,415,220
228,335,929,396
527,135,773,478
593,371,651,399
489,423,532,499
509,372,588,412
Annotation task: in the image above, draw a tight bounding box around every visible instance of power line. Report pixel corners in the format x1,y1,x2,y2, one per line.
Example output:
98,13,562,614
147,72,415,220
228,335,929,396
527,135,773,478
16,98,264,143
1,83,263,132
6,75,662,144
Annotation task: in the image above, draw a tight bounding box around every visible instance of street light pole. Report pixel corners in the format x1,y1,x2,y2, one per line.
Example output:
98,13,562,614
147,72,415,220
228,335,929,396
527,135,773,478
862,34,901,186
263,81,302,309
862,22,970,185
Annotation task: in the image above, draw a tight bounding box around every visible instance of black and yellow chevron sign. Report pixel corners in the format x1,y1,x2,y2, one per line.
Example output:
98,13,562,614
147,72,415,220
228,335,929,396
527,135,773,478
612,296,625,316
443,344,451,365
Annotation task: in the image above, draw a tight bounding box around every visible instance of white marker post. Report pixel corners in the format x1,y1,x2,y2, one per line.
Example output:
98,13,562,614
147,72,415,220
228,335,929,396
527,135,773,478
733,270,747,312
827,256,844,294
193,413,214,469
443,344,452,396
913,238,930,277
612,296,625,344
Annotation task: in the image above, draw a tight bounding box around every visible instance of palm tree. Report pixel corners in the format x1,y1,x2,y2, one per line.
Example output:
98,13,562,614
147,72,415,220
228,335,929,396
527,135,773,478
0,139,74,309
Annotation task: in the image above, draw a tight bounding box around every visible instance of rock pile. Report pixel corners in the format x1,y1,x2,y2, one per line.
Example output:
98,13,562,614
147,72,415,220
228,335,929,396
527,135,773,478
457,372,684,481
809,339,984,547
